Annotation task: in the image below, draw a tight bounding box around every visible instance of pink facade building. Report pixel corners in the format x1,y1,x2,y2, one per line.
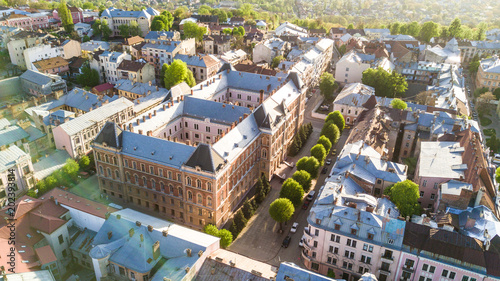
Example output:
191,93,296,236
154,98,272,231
3,13,49,30
52,5,83,24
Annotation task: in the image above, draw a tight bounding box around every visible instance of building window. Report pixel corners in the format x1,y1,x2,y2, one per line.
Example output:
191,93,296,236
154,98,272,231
207,182,212,191
422,180,427,187
197,194,202,204
346,239,357,248
58,235,64,244
362,243,373,252
360,255,371,264
188,191,193,200
207,196,212,206
330,234,340,242
334,224,340,230
420,191,424,197
197,180,202,188
186,177,192,186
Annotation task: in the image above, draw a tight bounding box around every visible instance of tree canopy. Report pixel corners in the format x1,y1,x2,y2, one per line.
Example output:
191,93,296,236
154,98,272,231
319,72,337,102
76,66,99,88
310,144,327,165
58,0,74,33
279,178,304,207
269,198,295,231
384,180,420,217
203,224,233,248
296,156,320,178
325,111,345,132
419,21,440,43
292,170,312,192
151,11,174,31
163,60,196,89
361,67,408,98
321,122,340,144
391,98,408,110
317,135,332,154
448,18,463,39
183,21,207,42
271,55,284,68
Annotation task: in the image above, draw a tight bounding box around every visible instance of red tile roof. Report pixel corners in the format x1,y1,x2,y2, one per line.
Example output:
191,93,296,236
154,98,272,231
93,83,115,93
44,188,118,218
35,245,57,265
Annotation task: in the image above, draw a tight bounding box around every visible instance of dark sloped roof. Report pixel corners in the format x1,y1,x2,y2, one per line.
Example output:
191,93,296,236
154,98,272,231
117,60,147,72
94,122,123,149
185,143,224,173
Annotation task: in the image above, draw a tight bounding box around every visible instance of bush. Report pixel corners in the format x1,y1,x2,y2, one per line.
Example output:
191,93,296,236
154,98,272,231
203,224,219,236
233,209,248,233
79,155,90,170
218,229,233,248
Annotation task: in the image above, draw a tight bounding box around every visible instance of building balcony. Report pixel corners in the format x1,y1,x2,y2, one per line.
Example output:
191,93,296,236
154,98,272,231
378,268,391,275
381,254,394,263
402,266,414,273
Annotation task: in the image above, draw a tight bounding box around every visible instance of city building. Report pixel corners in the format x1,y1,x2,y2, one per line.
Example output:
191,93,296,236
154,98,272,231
33,56,70,76
100,7,160,37
115,79,169,101
0,146,34,205
221,49,248,65
174,54,222,82
475,55,500,92
90,51,131,84
253,38,291,64
335,50,394,85
19,69,67,98
53,97,134,158
203,35,232,55
92,70,306,230
53,5,84,24
116,59,155,84
275,22,308,37
458,40,500,63
7,30,48,69
3,12,49,30
0,118,51,158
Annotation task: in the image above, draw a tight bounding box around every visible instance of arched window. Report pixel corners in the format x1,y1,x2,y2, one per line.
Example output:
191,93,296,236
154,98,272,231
207,182,212,192
142,176,147,187
105,154,109,163
197,180,201,188
134,174,139,184
186,177,191,186
113,157,117,165
197,194,202,204
178,187,183,197
114,170,119,179
126,172,130,182
99,166,103,175
188,191,193,200
262,149,267,159
151,179,156,189
207,196,212,206
160,182,165,192
106,168,111,178
97,153,101,161
169,184,174,194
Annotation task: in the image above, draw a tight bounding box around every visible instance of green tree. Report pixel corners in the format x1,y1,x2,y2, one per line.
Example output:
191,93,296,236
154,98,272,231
101,19,112,40
92,19,101,34
406,21,421,37
319,72,337,102
163,60,196,89
317,135,332,154
129,21,141,36
174,6,188,20
288,135,302,156
254,177,265,204
45,175,58,190
475,22,487,41
292,170,312,192
474,87,489,98
261,174,271,195
118,24,130,37
448,18,463,39
233,209,248,233
384,180,420,217
271,55,284,68
198,4,212,15
218,229,233,248
58,0,74,33
298,125,308,144
78,155,90,170
493,88,500,100
63,158,79,179
203,224,219,236
321,122,340,144
296,156,320,178
468,59,480,74
242,199,255,219
183,21,207,42
347,23,354,29
496,167,500,184
390,22,401,35
269,198,295,232
76,67,99,87
152,11,174,31
391,98,408,110
325,111,345,132
223,28,232,35
362,67,408,98
151,17,166,31
280,179,304,207
82,35,90,42
310,144,327,165
419,21,440,43
82,2,94,9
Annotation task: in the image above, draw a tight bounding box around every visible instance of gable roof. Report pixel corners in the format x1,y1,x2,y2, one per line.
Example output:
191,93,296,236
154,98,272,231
94,122,123,149
185,143,225,173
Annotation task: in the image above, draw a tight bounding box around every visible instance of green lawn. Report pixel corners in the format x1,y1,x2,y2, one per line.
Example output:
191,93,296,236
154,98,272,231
484,128,496,137
70,175,111,204
480,116,492,126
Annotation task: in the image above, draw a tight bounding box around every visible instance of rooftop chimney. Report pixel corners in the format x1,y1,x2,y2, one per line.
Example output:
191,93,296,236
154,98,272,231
129,228,134,237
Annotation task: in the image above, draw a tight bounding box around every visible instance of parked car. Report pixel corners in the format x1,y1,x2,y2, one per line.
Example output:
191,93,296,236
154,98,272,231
282,236,291,248
299,236,305,247
291,222,299,233
306,190,316,201
493,154,500,164
302,200,310,209
321,167,328,174
325,159,332,165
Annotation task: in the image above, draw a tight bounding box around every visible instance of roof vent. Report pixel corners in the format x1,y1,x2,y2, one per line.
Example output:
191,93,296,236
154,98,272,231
136,221,142,227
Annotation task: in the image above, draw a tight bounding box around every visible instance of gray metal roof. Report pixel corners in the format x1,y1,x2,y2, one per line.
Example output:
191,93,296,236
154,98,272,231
0,145,29,173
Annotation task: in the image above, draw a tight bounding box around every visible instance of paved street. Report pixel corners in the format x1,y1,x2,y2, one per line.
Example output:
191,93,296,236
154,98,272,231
228,94,351,267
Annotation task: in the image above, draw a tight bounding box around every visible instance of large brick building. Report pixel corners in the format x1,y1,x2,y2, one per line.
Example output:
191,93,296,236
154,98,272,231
92,70,306,230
